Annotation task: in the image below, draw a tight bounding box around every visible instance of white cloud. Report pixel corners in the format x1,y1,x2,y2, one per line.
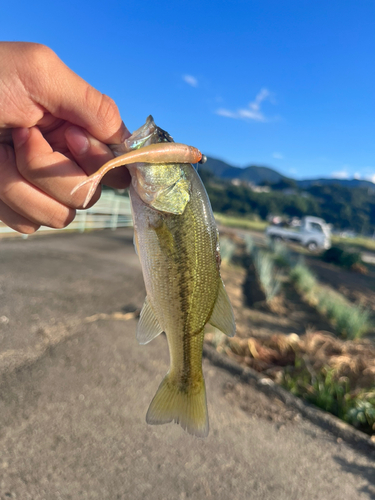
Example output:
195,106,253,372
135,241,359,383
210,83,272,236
216,108,237,118
183,75,198,87
365,173,375,183
354,172,361,180
216,88,275,122
331,170,350,179
273,152,284,159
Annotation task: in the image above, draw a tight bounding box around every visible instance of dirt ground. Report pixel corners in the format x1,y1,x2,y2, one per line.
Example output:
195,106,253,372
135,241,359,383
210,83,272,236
208,249,375,413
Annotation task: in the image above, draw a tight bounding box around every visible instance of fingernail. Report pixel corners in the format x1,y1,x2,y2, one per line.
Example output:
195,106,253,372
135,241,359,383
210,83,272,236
13,127,30,147
66,126,90,155
120,122,131,143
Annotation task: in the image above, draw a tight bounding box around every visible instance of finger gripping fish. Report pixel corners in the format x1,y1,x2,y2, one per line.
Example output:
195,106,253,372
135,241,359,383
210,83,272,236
72,116,235,437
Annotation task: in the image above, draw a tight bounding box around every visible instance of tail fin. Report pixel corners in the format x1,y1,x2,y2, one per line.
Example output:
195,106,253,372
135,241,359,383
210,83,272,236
146,373,209,438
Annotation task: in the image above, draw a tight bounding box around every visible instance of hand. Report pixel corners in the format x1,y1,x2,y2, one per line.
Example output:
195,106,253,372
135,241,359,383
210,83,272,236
0,42,131,234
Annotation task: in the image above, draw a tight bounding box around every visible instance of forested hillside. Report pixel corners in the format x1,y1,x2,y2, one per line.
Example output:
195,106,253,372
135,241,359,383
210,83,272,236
199,169,375,235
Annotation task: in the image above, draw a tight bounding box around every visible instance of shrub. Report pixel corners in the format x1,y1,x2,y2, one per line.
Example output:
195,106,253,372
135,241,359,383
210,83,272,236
322,246,362,270
346,394,375,434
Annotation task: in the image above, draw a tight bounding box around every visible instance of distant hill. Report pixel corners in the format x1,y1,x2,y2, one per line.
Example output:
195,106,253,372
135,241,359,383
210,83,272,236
202,156,375,189
296,178,375,190
202,157,287,185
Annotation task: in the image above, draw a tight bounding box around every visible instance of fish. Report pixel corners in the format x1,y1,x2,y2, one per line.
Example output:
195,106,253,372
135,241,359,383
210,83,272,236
73,116,235,437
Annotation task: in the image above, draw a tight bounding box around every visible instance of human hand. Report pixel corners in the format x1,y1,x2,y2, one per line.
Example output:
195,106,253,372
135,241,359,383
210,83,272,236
0,42,131,234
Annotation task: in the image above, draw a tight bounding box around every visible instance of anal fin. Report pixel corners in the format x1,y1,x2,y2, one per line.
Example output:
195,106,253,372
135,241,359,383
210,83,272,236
137,297,163,345
208,280,236,337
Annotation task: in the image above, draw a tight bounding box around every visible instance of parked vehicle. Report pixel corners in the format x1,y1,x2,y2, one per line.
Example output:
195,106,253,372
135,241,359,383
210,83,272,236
266,216,331,251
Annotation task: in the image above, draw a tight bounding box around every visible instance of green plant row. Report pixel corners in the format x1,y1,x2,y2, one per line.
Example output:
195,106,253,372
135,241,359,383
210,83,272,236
290,263,372,339
253,249,281,302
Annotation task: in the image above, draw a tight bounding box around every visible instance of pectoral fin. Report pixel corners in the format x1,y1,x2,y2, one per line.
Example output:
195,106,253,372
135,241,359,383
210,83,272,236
208,280,236,337
150,177,190,215
137,297,163,345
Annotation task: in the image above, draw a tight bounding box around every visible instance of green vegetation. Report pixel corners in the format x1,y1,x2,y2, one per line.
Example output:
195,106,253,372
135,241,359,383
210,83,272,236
214,213,268,232
332,235,375,253
243,234,255,255
282,358,375,435
346,395,375,434
289,262,317,296
322,246,363,270
268,239,292,268
200,169,375,235
219,237,236,264
290,262,372,339
318,292,371,340
253,249,281,302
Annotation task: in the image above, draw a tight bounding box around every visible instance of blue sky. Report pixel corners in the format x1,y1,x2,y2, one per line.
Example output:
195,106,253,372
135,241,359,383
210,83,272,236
2,0,374,181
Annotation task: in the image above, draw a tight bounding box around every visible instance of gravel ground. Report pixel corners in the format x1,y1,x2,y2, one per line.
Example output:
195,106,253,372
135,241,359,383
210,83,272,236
0,228,374,500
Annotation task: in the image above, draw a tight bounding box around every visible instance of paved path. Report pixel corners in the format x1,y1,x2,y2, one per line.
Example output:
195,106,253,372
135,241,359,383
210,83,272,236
0,229,374,500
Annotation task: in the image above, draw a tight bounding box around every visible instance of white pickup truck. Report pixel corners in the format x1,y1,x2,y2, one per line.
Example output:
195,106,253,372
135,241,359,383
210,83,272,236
266,216,331,251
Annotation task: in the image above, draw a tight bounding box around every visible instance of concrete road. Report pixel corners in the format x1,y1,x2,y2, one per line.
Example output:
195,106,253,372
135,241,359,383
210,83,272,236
0,229,374,500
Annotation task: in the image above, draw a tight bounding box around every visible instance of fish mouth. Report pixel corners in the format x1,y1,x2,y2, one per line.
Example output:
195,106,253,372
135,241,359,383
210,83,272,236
110,115,175,158
125,115,174,151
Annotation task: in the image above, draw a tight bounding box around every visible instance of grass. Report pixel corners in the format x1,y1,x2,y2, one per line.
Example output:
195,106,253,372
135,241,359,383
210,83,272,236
253,249,281,302
214,213,268,232
289,262,317,296
332,235,375,253
268,238,292,268
290,262,372,339
317,292,372,340
242,234,255,255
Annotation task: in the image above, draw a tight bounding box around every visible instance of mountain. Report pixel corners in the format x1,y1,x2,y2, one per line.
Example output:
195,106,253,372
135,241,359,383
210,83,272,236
202,157,287,185
201,156,375,190
296,178,375,190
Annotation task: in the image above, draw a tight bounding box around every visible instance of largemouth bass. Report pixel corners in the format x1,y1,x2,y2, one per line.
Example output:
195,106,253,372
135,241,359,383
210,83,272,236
73,116,236,437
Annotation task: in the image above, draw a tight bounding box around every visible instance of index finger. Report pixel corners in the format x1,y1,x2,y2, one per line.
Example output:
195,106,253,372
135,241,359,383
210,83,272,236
17,43,130,144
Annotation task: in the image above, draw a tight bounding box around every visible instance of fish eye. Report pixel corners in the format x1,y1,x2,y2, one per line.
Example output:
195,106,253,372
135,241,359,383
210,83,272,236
199,154,207,164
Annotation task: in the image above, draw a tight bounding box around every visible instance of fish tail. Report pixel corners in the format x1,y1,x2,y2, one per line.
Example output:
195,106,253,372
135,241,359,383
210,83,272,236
146,372,209,438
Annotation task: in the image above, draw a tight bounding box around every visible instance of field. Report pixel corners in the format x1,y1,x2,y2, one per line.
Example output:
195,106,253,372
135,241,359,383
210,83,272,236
208,223,375,435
